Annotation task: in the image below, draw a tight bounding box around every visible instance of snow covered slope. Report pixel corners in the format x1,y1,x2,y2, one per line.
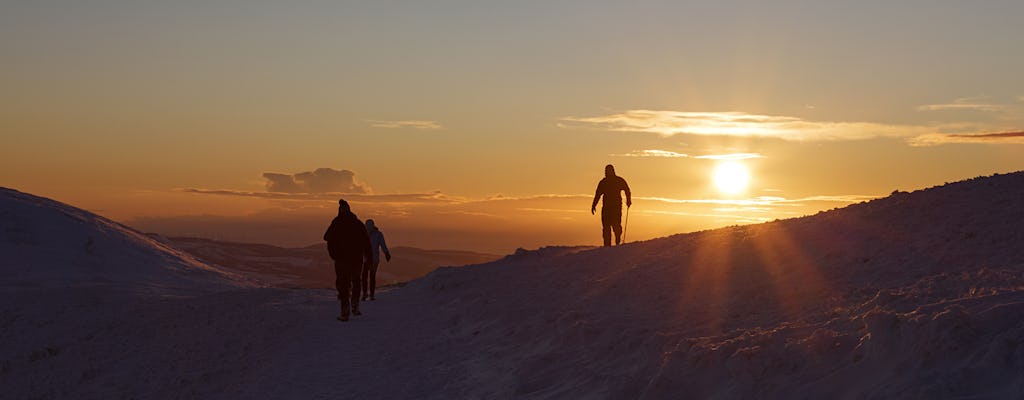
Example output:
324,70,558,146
2,173,1023,399
380,172,1024,399
0,187,251,292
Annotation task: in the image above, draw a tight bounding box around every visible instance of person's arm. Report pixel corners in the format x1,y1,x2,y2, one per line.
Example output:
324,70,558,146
362,228,373,268
323,220,337,259
591,180,603,214
380,235,391,262
323,220,335,242
624,178,632,208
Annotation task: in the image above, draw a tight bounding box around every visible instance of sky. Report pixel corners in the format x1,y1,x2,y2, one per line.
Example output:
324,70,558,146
3,1,1023,253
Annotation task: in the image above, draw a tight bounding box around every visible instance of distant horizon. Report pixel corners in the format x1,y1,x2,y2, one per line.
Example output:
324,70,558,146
161,233,507,256
12,168,1020,255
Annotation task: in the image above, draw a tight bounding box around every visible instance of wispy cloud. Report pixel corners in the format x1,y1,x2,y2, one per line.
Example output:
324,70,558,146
694,153,763,160
613,149,690,158
916,96,1009,112
181,189,599,206
640,194,881,207
366,119,443,130
611,150,764,160
181,188,456,204
560,110,927,141
908,131,1024,146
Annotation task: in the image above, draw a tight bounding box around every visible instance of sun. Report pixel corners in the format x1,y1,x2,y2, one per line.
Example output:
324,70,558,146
713,162,750,194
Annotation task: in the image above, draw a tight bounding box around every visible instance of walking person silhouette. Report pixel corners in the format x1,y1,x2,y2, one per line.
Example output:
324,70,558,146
591,164,632,246
323,199,373,321
361,219,391,301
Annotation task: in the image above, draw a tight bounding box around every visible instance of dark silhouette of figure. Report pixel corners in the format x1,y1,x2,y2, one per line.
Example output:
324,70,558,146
323,199,373,321
361,219,391,301
591,164,632,246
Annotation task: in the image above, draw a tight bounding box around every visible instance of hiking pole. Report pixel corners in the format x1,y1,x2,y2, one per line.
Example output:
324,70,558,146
622,205,630,244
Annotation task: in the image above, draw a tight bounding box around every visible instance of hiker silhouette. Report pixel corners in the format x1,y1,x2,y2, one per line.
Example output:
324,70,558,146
591,164,632,246
361,219,391,302
323,199,373,321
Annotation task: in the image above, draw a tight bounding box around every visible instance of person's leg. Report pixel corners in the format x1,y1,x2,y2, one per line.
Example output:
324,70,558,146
350,263,361,314
601,210,612,247
606,208,623,245
335,262,350,320
360,262,369,300
369,261,379,299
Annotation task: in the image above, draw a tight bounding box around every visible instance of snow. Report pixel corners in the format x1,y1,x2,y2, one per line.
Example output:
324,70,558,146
0,188,252,293
2,172,1024,399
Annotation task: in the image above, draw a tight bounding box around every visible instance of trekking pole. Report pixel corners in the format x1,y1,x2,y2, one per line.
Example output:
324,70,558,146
622,206,630,244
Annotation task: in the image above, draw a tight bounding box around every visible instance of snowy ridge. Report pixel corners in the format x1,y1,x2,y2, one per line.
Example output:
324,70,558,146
394,172,1024,399
0,187,253,292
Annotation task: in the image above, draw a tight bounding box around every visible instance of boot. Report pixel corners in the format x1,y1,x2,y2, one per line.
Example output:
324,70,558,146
337,302,349,321
352,305,362,316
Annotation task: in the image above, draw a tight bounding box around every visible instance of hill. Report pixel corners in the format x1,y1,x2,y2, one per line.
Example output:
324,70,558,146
380,172,1024,398
163,237,501,288
0,187,251,292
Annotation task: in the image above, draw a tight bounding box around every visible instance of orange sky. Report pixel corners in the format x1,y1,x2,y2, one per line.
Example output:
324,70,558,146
3,2,1023,253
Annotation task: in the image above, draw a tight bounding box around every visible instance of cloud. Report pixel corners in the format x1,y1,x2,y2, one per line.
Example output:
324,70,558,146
612,150,765,160
916,97,1009,112
640,194,881,207
181,188,456,204
560,110,927,141
367,119,443,130
908,131,1024,146
263,168,369,194
613,150,690,158
694,153,763,160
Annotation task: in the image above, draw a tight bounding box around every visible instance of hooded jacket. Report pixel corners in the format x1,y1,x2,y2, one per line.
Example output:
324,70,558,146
365,219,391,265
323,211,372,265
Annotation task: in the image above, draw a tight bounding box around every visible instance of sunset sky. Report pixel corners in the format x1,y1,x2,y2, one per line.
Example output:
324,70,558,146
3,1,1023,253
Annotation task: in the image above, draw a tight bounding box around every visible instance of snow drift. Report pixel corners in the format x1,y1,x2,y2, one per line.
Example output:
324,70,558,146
0,187,251,292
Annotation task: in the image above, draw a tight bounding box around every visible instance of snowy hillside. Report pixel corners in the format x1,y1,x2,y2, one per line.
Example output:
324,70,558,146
385,172,1024,399
2,173,1024,399
0,187,251,291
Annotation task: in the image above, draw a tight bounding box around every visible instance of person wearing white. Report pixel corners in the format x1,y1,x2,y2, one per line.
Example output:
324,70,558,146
362,219,391,301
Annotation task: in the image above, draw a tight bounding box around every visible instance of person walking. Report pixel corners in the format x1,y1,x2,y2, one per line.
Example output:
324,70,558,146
323,199,373,322
591,164,632,246
362,219,391,301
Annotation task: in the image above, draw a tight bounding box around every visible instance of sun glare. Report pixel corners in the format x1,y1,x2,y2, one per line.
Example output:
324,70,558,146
713,162,750,194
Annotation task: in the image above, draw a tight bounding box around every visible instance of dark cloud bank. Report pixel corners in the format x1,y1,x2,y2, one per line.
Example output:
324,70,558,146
263,168,368,194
